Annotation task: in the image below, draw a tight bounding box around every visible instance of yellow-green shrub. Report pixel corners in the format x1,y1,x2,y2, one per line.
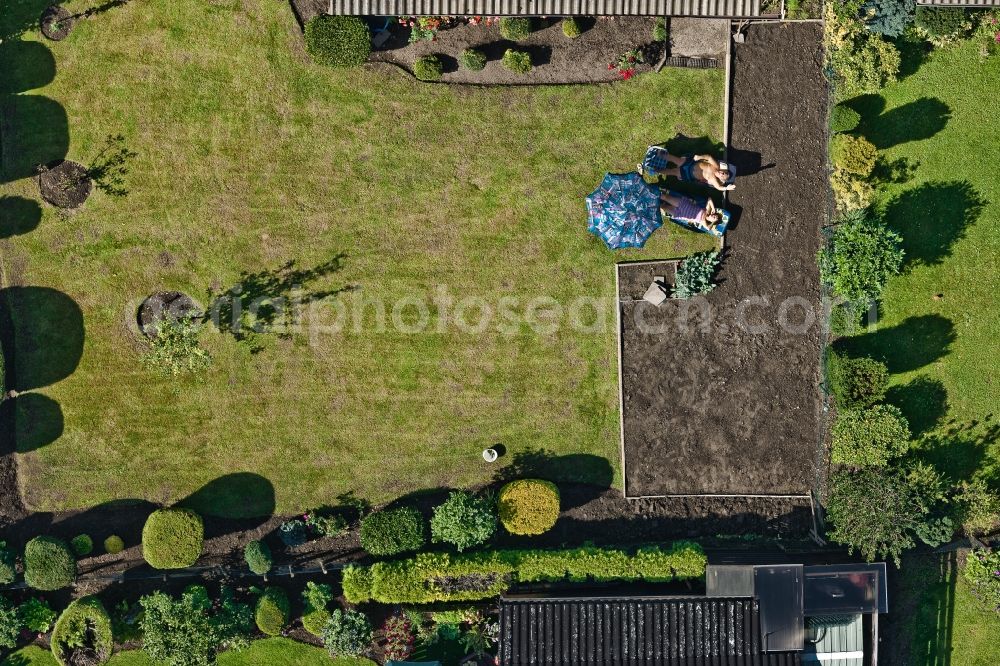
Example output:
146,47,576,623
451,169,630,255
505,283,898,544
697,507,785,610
498,479,560,535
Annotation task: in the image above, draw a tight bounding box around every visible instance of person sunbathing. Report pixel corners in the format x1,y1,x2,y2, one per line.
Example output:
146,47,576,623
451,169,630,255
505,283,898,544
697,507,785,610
660,191,724,233
640,149,735,191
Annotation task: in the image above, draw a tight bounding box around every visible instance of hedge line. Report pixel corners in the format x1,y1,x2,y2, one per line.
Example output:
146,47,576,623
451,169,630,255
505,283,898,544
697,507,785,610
342,541,706,604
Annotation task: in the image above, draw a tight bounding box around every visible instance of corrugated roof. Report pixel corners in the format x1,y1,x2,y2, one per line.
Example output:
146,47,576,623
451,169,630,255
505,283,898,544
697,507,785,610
498,596,803,665
916,0,1000,5
328,0,764,17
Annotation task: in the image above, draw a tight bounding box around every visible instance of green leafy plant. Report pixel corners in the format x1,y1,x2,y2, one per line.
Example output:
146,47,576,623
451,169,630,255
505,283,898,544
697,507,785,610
831,134,878,176
831,104,861,133
360,506,426,556
955,479,1000,535
254,587,290,636
278,519,308,547
0,541,15,585
963,549,1000,614
413,54,444,81
301,581,334,636
914,7,970,40
974,10,1000,57
562,17,581,39
51,597,113,666
653,17,668,42
304,510,347,538
830,167,876,212
430,491,497,552
828,354,889,408
819,211,903,303
19,597,57,634
673,250,721,299
405,16,448,43
342,541,706,604
139,586,252,666
498,479,560,536
499,17,532,41
244,540,272,575
826,8,901,99
24,536,76,591
142,316,212,376
501,49,532,74
832,404,911,467
142,508,204,569
0,596,20,649
304,16,372,67
323,609,373,658
71,534,93,557
862,0,916,37
458,47,487,71
103,535,125,554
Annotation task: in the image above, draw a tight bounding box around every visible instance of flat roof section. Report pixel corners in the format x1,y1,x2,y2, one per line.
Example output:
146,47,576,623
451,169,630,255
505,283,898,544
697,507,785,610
327,0,767,17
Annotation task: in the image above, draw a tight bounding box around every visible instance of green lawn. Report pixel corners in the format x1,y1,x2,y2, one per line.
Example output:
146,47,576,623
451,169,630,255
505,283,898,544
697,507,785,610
0,0,720,514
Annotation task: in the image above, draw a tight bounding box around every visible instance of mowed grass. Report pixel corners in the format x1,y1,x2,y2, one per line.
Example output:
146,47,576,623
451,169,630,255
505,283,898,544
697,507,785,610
0,0,721,514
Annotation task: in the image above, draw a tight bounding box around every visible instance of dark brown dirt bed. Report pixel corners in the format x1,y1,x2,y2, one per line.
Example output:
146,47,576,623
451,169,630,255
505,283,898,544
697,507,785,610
37,160,91,208
619,23,828,497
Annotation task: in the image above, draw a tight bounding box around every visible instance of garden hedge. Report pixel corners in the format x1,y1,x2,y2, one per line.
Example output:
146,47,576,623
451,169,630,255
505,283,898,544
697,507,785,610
305,16,372,67
142,508,204,569
498,479,560,535
23,536,76,591
255,587,290,636
359,506,426,556
342,541,707,603
50,597,112,666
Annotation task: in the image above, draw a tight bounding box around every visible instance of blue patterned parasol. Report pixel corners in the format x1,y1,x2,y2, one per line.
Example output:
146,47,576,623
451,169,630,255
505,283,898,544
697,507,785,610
586,172,663,249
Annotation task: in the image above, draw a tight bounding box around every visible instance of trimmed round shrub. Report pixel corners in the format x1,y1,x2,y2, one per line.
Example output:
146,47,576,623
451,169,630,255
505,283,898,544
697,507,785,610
831,104,861,134
832,404,911,468
142,508,204,569
50,597,112,666
413,54,444,82
103,535,125,555
301,581,334,636
458,48,487,72
430,491,497,552
305,16,372,67
359,507,426,556
498,479,560,535
24,536,76,591
829,354,889,408
244,540,273,575
831,134,878,177
499,17,532,41
915,7,968,39
323,608,373,658
818,210,903,304
562,17,582,39
70,534,93,557
255,587,290,636
501,49,532,74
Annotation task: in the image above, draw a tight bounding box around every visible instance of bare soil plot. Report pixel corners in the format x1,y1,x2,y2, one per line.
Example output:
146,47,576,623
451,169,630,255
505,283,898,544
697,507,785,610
619,23,828,497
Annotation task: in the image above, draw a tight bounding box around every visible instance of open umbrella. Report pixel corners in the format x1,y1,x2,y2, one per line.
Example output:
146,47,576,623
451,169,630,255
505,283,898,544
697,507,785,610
586,172,662,249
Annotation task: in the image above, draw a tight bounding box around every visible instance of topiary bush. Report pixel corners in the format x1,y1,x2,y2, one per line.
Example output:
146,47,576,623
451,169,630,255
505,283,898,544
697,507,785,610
359,507,426,556
828,354,889,408
498,479,560,535
51,597,113,666
0,541,15,585
915,7,969,39
673,250,721,299
831,134,878,176
499,17,532,41
254,587,290,636
653,17,668,42
458,47,487,71
430,491,497,552
70,534,93,557
832,404,911,468
103,535,125,555
413,54,444,81
19,597,57,633
301,581,334,636
305,16,372,67
24,536,76,591
818,210,904,303
562,17,581,39
862,0,916,38
322,609,373,659
142,508,204,569
501,49,532,74
244,540,272,575
831,104,861,133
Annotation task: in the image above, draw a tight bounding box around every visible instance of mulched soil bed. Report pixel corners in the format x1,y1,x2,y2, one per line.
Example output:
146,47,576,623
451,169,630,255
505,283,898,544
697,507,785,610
40,6,74,41
619,23,828,497
136,291,200,337
37,160,91,208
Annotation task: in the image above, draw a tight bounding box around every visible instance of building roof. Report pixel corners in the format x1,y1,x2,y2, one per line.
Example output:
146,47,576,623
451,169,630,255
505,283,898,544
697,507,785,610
498,596,802,665
916,0,1000,5
328,0,766,17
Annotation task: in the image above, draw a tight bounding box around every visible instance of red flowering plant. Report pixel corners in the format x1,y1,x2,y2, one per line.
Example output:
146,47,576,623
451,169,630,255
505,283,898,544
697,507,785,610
401,16,456,43
466,15,500,27
608,48,644,80
382,613,415,662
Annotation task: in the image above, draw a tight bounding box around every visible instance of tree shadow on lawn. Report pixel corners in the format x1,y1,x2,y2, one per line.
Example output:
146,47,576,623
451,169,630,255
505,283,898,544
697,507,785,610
886,375,949,437
0,40,55,94
883,181,984,268
914,418,1000,489
833,314,956,375
179,472,276,520
13,391,63,452
0,0,63,41
1,286,84,392
0,94,69,184
855,96,951,150
0,196,42,238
